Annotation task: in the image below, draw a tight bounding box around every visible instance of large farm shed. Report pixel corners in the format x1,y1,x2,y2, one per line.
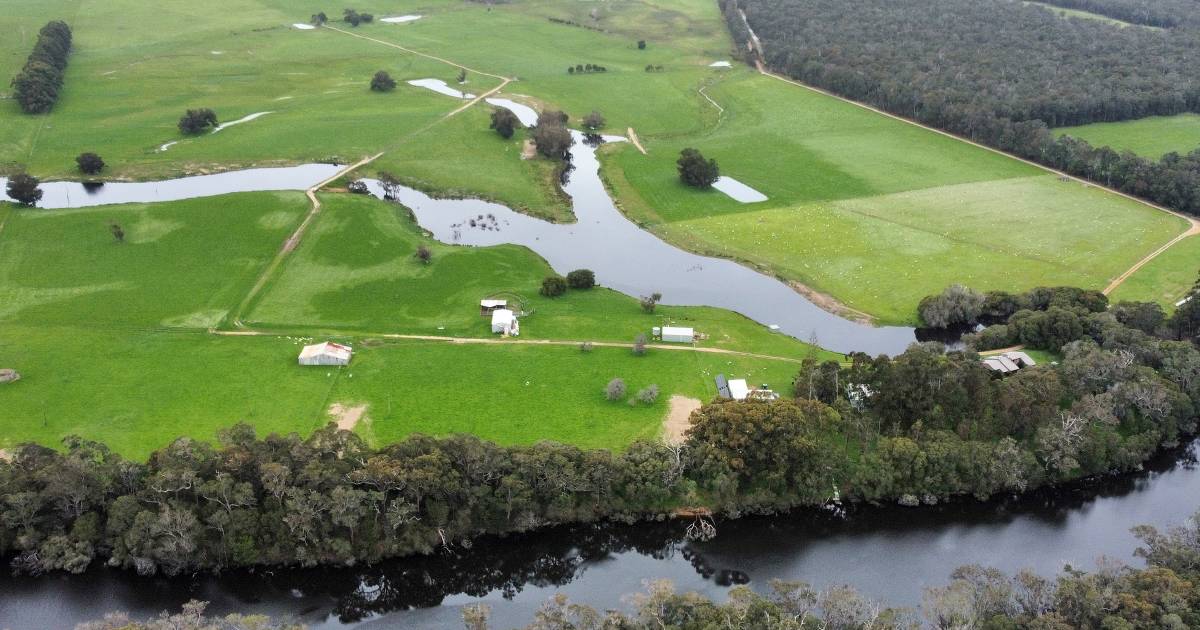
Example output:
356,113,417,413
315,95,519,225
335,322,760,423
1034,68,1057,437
298,342,353,366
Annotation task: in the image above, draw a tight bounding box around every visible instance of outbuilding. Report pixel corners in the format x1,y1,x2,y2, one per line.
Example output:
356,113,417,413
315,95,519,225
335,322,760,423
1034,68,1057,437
480,299,508,316
492,308,520,336
661,326,695,343
298,342,353,366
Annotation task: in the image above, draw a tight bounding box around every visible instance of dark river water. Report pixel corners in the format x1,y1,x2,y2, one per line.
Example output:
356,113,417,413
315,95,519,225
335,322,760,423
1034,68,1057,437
1,439,1194,629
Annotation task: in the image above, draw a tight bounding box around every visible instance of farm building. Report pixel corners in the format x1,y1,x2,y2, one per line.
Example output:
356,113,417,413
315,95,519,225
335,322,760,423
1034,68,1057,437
715,374,780,401
982,351,1037,375
491,308,520,336
298,342,353,366
480,299,508,316
660,326,695,343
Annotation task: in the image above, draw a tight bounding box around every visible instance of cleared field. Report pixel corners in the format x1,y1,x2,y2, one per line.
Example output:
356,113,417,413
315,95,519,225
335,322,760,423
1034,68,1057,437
0,0,486,179
0,191,818,457
1022,1,1154,28
604,71,1184,323
1109,235,1200,308
1056,114,1200,159
248,193,834,358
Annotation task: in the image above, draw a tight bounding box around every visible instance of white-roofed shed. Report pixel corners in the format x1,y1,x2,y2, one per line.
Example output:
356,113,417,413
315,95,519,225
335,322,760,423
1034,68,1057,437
298,342,353,366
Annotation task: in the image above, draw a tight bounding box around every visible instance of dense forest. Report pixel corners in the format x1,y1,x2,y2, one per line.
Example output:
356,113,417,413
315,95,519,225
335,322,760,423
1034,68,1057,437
79,510,1200,628
722,0,1200,217
2,283,1197,576
1038,0,1200,28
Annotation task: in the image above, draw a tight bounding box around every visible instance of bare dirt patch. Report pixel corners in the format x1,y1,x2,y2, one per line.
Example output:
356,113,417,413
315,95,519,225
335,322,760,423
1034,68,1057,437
663,395,702,443
0,449,12,462
521,139,537,160
328,403,368,431
789,281,875,326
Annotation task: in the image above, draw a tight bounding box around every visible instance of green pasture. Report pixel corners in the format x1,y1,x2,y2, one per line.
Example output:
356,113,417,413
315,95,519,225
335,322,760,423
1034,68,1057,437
0,191,815,457
1109,236,1200,308
1022,1,1154,28
1056,114,1200,159
248,192,835,359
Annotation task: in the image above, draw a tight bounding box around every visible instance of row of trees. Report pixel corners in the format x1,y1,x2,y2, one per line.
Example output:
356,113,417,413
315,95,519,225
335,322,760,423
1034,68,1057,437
724,0,1200,218
83,509,1200,628
10,21,73,114
342,9,374,26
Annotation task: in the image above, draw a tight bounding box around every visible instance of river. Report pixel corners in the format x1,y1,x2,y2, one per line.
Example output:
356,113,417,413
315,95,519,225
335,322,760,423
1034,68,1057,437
0,439,1194,628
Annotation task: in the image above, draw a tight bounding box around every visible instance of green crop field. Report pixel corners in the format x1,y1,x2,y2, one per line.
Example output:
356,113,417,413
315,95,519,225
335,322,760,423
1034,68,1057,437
1056,114,1200,159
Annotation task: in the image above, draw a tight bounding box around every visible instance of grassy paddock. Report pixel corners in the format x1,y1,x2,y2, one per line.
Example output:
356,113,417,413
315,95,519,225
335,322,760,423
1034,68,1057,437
1056,114,1200,159
1109,236,1200,309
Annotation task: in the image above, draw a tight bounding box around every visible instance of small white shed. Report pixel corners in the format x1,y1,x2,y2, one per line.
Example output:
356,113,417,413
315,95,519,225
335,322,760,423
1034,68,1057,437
661,326,695,343
728,378,750,401
492,308,519,335
298,342,353,366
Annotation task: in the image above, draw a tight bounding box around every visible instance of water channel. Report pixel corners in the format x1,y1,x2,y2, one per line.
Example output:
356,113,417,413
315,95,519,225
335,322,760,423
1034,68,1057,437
1,439,1194,628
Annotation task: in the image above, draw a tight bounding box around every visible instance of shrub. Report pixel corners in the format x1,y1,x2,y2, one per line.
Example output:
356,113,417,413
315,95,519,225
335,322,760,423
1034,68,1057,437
110,223,125,242
677,148,719,188
75,152,104,175
640,292,662,313
540,276,568,297
414,245,432,264
632,333,648,356
605,378,627,401
370,71,396,92
347,180,370,194
311,12,328,25
637,40,647,50
579,342,594,353
5,173,43,207
566,269,596,289
637,384,660,404
582,111,606,132
178,108,218,135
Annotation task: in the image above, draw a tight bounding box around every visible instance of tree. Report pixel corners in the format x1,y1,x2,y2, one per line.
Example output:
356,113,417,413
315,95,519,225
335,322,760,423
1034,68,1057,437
632,333,647,356
5,173,43,207
918,284,985,329
110,223,125,243
75,152,104,176
456,68,467,84
414,245,432,264
344,9,363,26
605,378,627,401
566,269,595,289
637,40,647,50
582,111,606,132
532,124,573,159
370,71,396,92
177,108,218,135
311,12,328,25
540,275,567,297
490,107,520,139
676,148,719,188
640,292,662,313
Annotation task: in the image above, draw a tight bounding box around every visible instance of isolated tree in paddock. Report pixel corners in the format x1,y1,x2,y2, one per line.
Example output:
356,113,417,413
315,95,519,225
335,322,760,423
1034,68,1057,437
640,292,662,313
75,152,104,176
605,377,627,401
370,71,396,92
311,12,328,25
5,173,43,207
637,40,646,50
566,269,595,289
582,111,606,132
177,108,218,135
110,223,125,243
343,9,362,26
489,107,520,139
637,384,659,404
540,275,567,297
676,148,719,189
633,333,648,356
414,245,432,265
456,68,467,84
